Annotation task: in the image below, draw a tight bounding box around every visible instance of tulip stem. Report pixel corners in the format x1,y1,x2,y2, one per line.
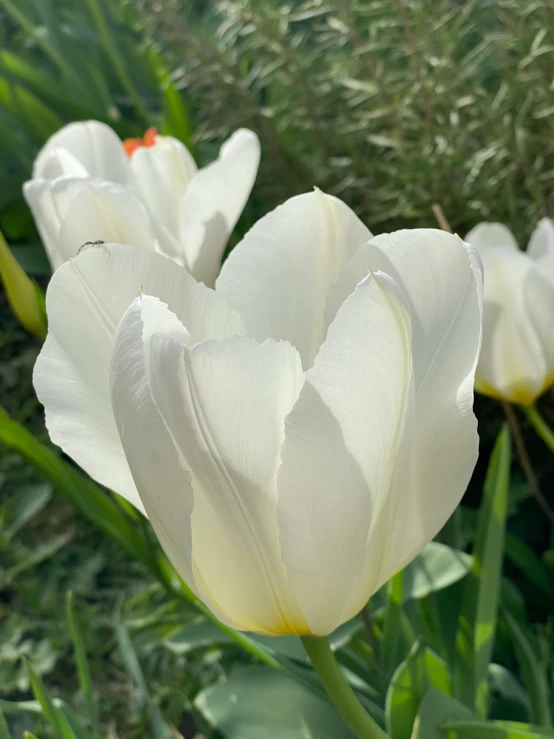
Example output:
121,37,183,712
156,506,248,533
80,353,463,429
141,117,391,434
523,404,554,455
301,636,388,739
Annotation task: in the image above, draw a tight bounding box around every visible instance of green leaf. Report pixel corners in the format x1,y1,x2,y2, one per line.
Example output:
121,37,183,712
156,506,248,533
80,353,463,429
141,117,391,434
454,426,511,715
504,534,554,597
148,47,193,147
10,243,51,277
66,593,101,739
195,666,356,739
82,0,150,124
0,705,13,739
4,483,52,538
1,531,73,588
0,77,63,143
25,659,78,739
114,611,172,739
0,408,155,572
504,613,552,727
383,570,405,680
0,51,98,121
402,542,472,603
165,619,305,661
386,642,452,739
442,720,554,738
488,664,531,722
406,687,475,739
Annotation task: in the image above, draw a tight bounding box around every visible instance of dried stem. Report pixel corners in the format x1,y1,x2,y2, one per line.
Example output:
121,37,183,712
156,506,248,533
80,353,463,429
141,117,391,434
432,204,452,233
361,607,383,677
502,402,554,526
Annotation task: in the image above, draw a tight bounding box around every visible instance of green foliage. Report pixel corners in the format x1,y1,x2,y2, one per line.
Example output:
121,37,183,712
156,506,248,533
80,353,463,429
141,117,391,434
144,0,554,243
454,426,512,714
195,666,356,738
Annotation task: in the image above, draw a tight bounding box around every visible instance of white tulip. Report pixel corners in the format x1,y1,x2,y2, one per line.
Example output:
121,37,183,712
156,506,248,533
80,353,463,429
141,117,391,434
34,191,483,636
466,218,554,405
24,120,261,284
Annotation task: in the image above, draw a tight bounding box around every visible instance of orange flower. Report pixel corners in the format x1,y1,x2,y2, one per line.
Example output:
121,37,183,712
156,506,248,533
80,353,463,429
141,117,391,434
123,127,158,157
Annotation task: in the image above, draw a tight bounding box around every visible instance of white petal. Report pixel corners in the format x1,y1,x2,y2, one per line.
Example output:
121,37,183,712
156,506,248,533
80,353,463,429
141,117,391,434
217,190,372,367
464,222,519,253
25,177,183,268
23,180,65,269
179,129,261,285
478,245,553,403
110,295,197,589
522,268,554,395
277,272,412,635
326,229,482,559
147,333,308,634
528,217,554,280
33,121,130,184
33,244,246,509
130,135,197,240
34,149,90,180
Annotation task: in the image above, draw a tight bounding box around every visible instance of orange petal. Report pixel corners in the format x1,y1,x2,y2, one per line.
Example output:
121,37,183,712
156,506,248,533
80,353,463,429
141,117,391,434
123,137,142,157
143,127,158,147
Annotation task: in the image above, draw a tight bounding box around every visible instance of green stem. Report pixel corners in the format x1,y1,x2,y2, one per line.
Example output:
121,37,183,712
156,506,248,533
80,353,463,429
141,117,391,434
523,404,554,454
301,636,388,739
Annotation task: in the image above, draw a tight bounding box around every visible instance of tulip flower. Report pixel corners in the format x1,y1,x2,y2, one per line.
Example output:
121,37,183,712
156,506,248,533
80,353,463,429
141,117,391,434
24,120,260,284
465,218,554,406
34,191,482,638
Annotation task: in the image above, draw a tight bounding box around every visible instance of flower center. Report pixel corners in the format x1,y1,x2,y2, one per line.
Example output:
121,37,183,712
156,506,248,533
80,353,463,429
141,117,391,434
123,127,158,157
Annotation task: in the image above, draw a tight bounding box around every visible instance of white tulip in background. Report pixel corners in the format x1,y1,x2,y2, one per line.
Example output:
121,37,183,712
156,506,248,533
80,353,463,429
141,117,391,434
34,190,483,636
24,120,261,284
466,218,554,406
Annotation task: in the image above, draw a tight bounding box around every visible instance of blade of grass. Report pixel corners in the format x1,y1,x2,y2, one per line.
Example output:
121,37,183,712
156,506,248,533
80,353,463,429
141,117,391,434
442,719,554,738
25,658,78,739
66,592,102,739
114,608,173,739
504,612,552,727
453,425,511,715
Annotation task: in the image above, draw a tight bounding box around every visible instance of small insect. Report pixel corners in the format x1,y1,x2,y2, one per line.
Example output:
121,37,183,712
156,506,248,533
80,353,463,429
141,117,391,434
78,240,106,254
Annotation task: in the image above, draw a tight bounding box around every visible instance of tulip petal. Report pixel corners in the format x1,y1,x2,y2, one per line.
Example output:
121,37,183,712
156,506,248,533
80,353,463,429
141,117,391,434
33,245,246,510
327,230,482,554
465,222,519,252
522,267,554,394
25,177,183,269
277,272,413,635
34,149,90,180
179,129,261,285
147,333,308,634
217,190,371,367
528,217,554,280
477,246,550,403
130,135,197,240
110,295,198,592
33,120,130,184
23,180,65,268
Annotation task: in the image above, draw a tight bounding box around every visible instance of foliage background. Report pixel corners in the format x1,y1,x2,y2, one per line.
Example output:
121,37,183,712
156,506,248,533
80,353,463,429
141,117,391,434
0,0,553,737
